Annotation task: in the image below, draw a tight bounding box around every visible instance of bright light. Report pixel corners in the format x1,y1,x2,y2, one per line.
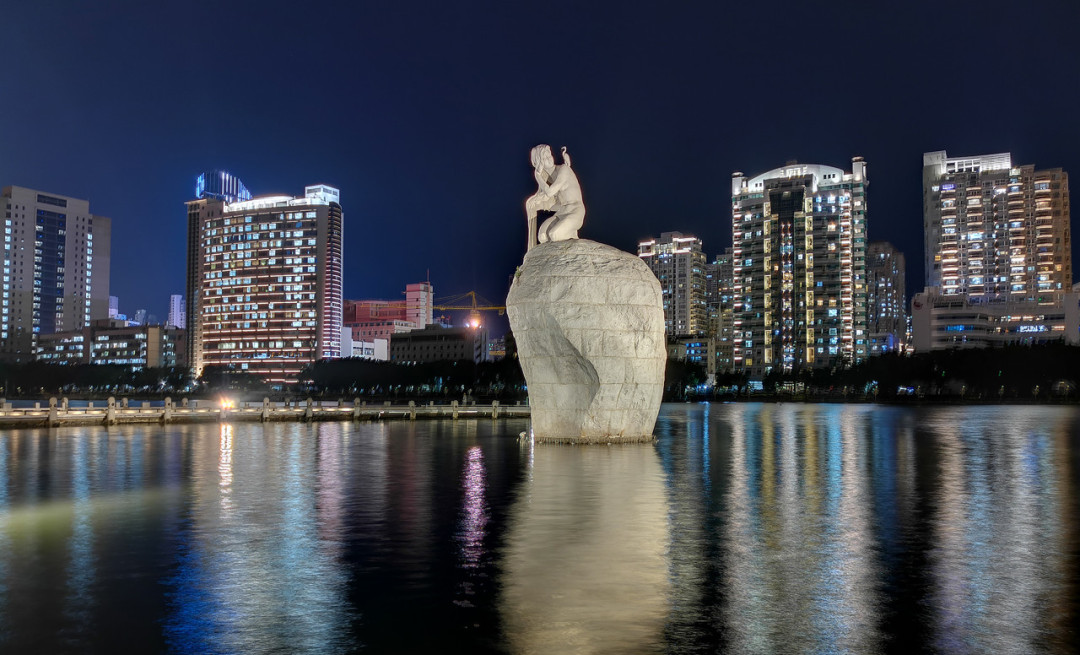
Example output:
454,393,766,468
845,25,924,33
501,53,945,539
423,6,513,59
219,397,235,410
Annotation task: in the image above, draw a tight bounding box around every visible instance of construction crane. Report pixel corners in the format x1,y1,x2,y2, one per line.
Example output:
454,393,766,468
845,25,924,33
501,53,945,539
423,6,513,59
351,290,505,328
432,291,505,328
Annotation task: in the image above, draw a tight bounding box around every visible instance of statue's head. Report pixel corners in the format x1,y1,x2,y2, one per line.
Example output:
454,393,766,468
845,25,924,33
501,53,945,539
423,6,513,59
530,144,553,169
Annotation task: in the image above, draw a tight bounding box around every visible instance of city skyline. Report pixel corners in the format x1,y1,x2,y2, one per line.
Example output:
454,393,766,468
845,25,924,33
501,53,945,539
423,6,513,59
1,3,1078,331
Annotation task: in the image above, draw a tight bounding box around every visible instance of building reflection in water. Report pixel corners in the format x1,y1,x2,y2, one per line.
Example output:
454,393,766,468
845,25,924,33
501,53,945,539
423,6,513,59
218,424,233,515
0,407,1077,651
63,432,96,640
720,403,882,653
500,441,670,654
0,433,9,625
926,407,1076,654
163,422,354,654
654,403,712,643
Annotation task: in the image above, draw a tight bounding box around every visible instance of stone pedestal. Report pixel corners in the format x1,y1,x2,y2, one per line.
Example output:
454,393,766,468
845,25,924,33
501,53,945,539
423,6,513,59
507,239,666,443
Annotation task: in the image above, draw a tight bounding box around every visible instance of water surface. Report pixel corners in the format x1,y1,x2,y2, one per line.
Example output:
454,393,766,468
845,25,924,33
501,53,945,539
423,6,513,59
0,404,1077,653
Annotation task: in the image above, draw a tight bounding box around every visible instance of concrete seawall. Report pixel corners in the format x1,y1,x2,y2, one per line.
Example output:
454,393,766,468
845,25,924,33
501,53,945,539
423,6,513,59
0,397,530,429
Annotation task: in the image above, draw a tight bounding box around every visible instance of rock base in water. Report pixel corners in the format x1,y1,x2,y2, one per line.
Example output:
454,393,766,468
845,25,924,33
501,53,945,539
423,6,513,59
506,239,666,443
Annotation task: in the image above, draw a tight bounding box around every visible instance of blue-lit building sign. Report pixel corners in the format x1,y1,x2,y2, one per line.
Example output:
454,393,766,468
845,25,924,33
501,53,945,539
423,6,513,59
195,169,252,204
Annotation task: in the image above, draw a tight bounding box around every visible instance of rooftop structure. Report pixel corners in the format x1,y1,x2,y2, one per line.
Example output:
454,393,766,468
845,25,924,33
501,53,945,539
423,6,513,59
194,169,252,204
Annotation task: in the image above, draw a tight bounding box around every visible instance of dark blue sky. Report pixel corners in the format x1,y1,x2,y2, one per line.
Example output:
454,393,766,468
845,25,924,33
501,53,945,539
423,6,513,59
2,1,1079,333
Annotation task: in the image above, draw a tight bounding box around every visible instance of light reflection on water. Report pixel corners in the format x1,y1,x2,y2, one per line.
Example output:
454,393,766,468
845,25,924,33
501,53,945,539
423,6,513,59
164,423,355,654
501,440,670,654
716,404,884,652
0,405,1076,653
653,403,1079,654
925,408,1077,654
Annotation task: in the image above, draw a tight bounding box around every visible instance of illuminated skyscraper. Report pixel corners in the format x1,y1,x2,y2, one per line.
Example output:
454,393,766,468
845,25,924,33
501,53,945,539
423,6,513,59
922,150,1071,300
866,241,906,355
730,159,868,379
637,231,707,336
1,186,111,361
185,179,343,384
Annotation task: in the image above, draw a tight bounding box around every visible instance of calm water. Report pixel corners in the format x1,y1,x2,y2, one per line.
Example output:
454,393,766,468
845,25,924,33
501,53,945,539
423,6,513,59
0,404,1078,654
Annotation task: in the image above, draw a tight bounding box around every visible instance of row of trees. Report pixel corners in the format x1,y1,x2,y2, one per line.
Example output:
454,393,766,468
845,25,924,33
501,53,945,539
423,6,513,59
300,355,526,399
2,338,704,402
744,343,1080,401
8,339,1080,403
0,362,192,397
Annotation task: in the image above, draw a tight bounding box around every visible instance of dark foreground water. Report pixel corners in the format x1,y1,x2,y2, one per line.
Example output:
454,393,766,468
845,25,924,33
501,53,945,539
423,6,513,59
0,404,1078,654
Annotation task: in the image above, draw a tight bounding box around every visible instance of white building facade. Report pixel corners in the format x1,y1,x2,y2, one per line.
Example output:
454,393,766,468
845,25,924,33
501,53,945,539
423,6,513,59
168,293,186,329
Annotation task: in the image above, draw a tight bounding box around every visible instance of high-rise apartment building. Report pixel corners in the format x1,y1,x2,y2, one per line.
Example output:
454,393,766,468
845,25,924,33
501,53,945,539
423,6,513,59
185,175,343,384
1,186,111,361
638,231,707,336
923,150,1071,300
866,241,906,355
705,248,736,373
730,159,868,379
168,293,185,329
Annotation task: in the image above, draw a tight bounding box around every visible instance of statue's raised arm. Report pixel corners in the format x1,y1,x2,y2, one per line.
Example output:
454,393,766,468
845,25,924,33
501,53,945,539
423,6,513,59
524,144,585,251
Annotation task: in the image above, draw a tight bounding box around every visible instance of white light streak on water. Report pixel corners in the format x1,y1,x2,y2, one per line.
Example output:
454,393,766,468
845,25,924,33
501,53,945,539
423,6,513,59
458,446,487,570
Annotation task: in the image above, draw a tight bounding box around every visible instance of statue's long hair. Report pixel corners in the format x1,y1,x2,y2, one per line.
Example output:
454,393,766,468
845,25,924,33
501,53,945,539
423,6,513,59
530,144,551,169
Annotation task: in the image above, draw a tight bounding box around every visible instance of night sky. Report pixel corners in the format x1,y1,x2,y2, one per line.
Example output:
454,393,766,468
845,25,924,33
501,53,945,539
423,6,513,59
2,1,1079,335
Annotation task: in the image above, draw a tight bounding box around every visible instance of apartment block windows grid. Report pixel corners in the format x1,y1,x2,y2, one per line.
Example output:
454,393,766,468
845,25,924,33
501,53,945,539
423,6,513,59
730,160,869,379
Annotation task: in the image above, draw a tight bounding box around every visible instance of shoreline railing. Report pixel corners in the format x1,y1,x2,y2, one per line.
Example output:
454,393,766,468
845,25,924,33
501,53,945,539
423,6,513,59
0,397,530,428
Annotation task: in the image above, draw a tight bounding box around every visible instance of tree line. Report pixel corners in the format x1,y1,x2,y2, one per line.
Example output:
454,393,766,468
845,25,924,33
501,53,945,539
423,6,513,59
715,343,1080,401
7,338,1079,403
0,362,192,397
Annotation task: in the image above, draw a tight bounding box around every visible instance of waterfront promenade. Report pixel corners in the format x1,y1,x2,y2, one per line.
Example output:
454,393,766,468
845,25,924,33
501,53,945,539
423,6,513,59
0,397,529,428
